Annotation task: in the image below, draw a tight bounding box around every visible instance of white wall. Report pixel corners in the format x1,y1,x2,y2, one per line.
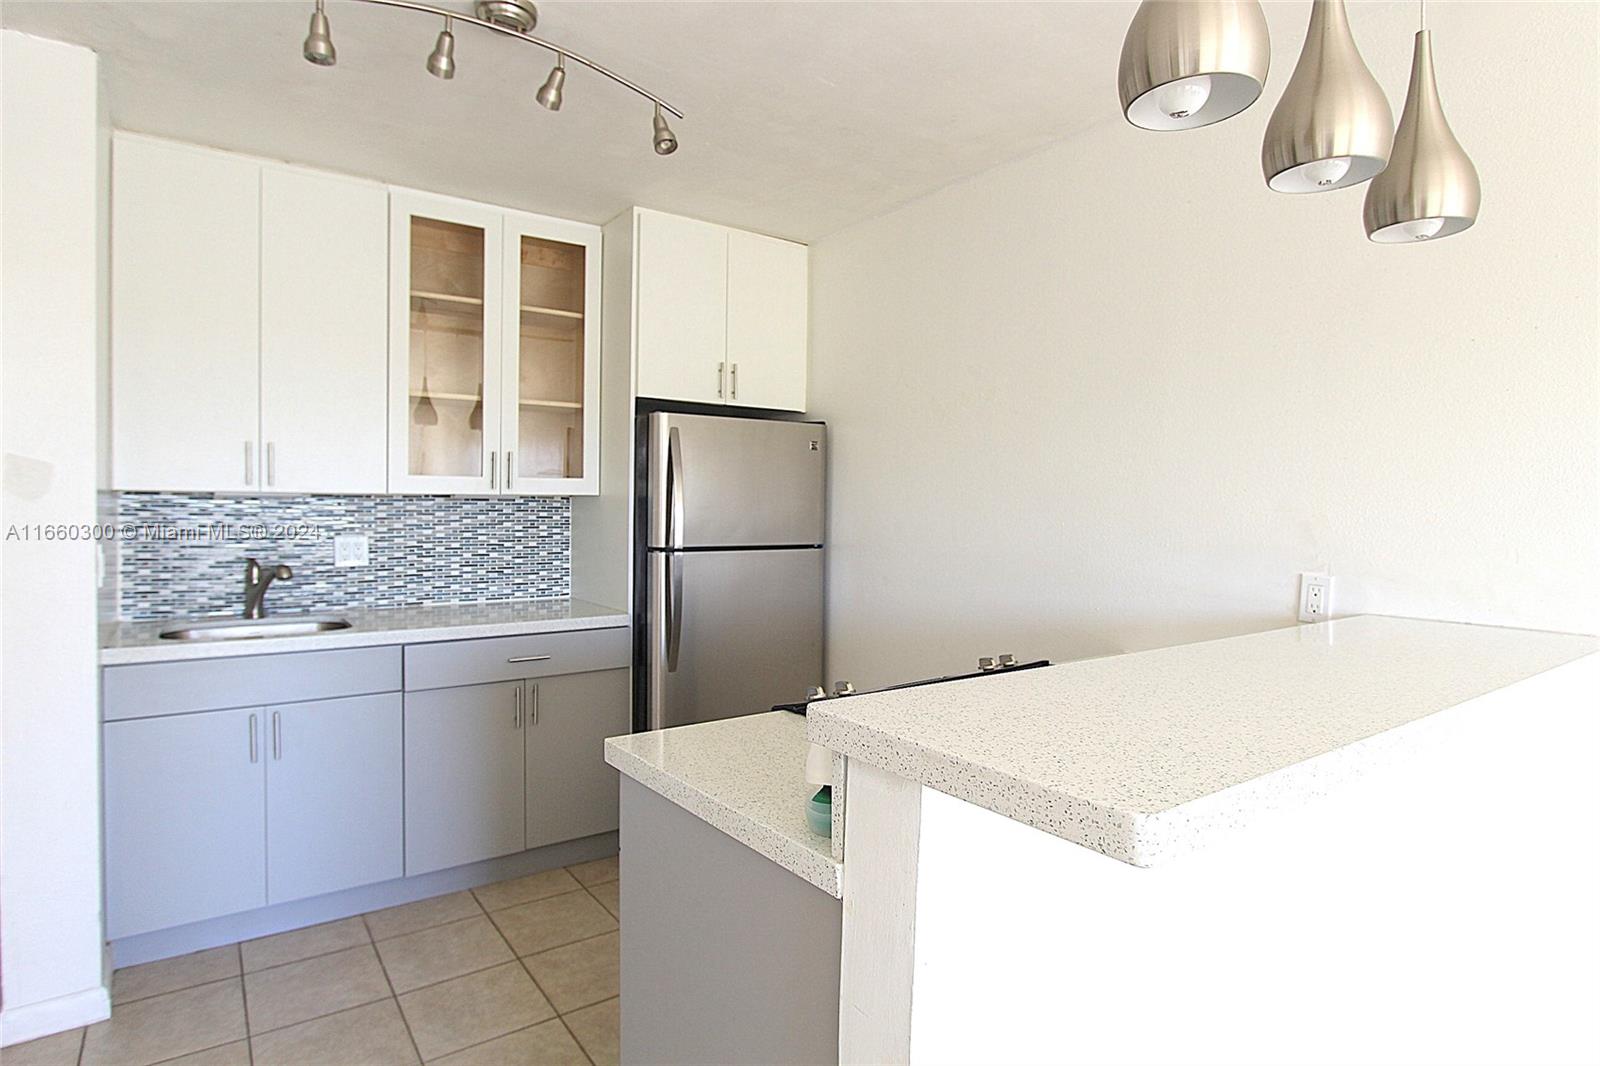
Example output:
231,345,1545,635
809,1,1599,688
0,30,111,1044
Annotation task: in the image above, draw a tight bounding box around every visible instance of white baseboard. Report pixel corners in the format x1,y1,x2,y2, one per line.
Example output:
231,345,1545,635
0,985,111,1047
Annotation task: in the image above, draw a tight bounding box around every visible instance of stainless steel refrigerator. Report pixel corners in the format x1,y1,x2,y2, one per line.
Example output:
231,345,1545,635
636,411,825,731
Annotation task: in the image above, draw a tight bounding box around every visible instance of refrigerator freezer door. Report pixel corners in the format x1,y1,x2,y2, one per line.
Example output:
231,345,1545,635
646,548,823,730
646,412,825,549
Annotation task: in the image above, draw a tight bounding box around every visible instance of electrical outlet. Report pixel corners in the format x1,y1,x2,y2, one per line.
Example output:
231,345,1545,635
334,534,370,568
1298,572,1332,623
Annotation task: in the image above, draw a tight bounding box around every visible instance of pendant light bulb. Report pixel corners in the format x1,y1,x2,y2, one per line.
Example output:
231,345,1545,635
1155,76,1212,121
1117,0,1270,131
1362,27,1480,243
1261,0,1392,193
652,104,678,155
427,19,456,80
536,56,566,111
302,0,337,67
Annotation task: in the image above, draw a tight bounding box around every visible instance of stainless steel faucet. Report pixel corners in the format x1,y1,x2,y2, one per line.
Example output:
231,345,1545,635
243,558,293,619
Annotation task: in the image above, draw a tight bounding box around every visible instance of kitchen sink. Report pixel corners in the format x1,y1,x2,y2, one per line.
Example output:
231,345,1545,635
158,616,353,641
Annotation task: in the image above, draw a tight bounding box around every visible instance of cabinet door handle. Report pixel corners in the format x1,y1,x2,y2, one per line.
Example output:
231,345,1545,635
272,711,282,760
489,450,497,491
244,441,254,486
731,362,739,400
532,683,539,726
514,686,522,729
506,654,552,664
249,713,258,763
717,362,725,399
266,442,276,487
506,450,514,488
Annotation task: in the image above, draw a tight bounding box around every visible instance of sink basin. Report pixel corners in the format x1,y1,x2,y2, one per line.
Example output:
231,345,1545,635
158,616,352,641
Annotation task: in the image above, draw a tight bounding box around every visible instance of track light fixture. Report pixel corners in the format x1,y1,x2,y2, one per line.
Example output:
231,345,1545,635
298,0,682,155
652,104,678,156
426,17,456,80
536,55,565,111
302,0,337,67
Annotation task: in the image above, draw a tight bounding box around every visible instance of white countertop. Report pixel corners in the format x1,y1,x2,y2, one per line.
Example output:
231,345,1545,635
100,598,629,665
806,616,1598,868
605,711,843,898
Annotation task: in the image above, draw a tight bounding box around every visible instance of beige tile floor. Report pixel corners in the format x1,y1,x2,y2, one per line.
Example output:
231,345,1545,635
7,855,622,1066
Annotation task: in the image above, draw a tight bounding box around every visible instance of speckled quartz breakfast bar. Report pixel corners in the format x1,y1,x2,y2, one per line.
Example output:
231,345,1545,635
605,711,843,897
805,615,1598,868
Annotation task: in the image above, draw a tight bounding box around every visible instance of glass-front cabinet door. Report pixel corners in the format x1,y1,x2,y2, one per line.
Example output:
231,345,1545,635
500,211,600,495
389,192,504,494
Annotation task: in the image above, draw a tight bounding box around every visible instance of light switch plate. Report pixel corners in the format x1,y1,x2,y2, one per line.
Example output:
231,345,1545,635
1298,572,1332,623
334,533,370,568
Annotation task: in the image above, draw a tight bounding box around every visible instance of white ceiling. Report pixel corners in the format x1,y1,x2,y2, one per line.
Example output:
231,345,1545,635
0,0,1136,241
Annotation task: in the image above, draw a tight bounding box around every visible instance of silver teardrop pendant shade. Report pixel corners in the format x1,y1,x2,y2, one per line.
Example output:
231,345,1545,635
1118,0,1271,131
1363,29,1480,242
1261,0,1392,193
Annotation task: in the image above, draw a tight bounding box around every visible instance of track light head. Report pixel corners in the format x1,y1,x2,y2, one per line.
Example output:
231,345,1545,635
652,104,678,155
536,56,566,111
427,19,456,80
302,0,337,66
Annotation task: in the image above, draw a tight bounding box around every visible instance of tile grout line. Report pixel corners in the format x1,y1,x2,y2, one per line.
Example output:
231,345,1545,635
477,885,589,1065
558,994,620,1066
145,1037,251,1066
362,912,427,1066
237,943,254,1066
75,1024,86,1066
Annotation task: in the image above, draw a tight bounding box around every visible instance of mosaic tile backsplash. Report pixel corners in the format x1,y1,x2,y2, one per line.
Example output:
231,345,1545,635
114,493,570,620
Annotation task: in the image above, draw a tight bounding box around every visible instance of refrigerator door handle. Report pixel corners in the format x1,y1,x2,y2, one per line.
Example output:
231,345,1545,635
665,551,683,672
666,425,685,550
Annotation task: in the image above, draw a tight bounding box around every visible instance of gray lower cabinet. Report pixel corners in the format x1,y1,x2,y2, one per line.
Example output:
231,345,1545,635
527,669,631,848
104,707,268,940
405,681,528,876
266,693,403,903
404,667,632,873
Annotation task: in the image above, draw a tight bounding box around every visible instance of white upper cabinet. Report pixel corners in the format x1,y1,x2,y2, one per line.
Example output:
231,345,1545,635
631,209,808,412
112,136,261,491
636,211,729,405
389,191,599,496
261,166,389,494
111,135,389,494
502,210,601,495
726,229,808,412
389,191,505,496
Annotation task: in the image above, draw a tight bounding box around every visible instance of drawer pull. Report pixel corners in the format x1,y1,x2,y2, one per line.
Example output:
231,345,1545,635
507,654,552,664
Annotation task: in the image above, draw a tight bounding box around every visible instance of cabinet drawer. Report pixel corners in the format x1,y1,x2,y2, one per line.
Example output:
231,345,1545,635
404,627,630,691
103,646,402,721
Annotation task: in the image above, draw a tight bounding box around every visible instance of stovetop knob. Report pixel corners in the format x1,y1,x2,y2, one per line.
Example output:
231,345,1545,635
833,680,856,697
998,653,1017,668
978,656,997,671
807,686,828,702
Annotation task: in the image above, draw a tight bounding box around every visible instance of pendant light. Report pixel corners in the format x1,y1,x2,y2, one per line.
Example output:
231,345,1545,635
1261,0,1392,193
1363,2,1480,242
413,377,439,426
1117,0,1271,131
